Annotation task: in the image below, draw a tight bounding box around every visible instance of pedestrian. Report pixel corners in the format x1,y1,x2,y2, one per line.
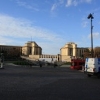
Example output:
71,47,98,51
39,60,42,68
82,64,85,72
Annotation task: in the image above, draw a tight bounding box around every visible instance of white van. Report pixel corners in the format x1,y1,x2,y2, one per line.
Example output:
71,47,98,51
85,58,100,77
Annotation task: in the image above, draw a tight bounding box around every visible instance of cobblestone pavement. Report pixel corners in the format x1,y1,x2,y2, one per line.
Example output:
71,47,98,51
0,64,100,100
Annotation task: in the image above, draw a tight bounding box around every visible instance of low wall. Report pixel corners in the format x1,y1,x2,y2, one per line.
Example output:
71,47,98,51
61,55,71,62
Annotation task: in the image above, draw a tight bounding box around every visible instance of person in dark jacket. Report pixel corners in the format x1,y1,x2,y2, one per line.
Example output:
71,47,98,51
39,60,42,68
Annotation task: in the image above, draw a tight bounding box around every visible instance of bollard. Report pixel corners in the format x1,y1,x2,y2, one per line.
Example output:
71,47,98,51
0,53,4,69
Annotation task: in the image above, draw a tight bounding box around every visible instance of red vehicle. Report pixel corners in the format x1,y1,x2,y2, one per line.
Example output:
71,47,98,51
70,58,85,70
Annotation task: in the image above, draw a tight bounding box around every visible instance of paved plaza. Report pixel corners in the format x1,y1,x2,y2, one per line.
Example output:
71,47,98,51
0,64,100,100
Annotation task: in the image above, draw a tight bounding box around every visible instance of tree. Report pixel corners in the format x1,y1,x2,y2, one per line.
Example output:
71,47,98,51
83,48,91,58
94,47,100,57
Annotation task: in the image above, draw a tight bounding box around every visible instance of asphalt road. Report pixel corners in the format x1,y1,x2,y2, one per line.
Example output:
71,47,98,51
0,64,100,100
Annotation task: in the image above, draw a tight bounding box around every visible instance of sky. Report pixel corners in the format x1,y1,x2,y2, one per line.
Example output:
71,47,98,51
0,0,100,55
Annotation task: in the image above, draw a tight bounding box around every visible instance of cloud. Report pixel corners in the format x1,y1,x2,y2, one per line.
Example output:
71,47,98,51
66,0,92,7
51,0,93,11
51,3,58,11
51,0,92,11
0,14,63,41
0,15,31,38
16,0,39,11
88,32,100,39
66,0,72,7
66,0,78,7
51,0,64,11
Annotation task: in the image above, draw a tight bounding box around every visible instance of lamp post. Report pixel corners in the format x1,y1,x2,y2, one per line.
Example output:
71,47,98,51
87,13,94,58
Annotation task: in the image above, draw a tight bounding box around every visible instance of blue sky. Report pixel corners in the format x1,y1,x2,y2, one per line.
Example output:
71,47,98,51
0,0,100,54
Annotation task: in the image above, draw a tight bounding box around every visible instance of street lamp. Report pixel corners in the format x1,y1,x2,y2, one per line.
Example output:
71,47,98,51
87,13,94,58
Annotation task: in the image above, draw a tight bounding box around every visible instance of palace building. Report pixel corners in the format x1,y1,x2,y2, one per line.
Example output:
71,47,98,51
0,45,22,58
0,41,91,62
22,41,42,56
60,42,87,61
22,41,60,62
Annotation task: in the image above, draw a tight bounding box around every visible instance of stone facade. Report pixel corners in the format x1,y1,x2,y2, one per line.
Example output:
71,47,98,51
22,41,42,56
0,41,92,62
60,42,87,62
0,45,22,58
